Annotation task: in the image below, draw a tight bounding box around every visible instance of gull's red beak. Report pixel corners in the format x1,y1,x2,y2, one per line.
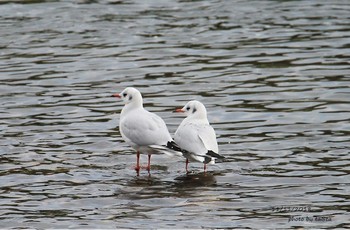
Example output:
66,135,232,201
111,93,121,98
174,108,185,113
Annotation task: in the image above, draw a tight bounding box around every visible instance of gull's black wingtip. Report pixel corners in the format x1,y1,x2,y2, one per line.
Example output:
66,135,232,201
166,141,183,152
207,150,225,159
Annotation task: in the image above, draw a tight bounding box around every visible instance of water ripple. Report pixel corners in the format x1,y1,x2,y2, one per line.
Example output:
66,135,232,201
0,0,349,229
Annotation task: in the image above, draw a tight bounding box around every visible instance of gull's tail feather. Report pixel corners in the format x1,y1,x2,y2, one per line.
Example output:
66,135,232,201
166,141,183,152
206,150,225,163
186,150,225,164
148,141,183,157
206,150,225,159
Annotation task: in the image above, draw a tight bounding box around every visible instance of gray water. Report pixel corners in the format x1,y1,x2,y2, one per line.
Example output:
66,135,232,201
1,0,350,229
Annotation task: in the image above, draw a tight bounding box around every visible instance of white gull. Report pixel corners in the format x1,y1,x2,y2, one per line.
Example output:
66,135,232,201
174,100,224,173
111,87,181,175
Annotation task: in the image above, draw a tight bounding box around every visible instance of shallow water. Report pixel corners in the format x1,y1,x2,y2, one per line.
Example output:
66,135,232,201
1,0,350,229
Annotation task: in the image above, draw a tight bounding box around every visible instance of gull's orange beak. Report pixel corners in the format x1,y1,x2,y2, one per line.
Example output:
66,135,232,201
174,108,185,113
111,93,121,98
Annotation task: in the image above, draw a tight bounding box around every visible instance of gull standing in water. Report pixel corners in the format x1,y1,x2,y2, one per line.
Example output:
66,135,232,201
111,87,181,175
174,100,224,173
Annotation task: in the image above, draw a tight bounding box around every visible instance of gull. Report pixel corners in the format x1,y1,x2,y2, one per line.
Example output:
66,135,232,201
111,87,181,175
174,100,224,173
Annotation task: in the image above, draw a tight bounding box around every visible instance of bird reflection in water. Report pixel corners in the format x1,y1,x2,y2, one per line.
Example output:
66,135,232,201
174,172,217,187
125,172,217,189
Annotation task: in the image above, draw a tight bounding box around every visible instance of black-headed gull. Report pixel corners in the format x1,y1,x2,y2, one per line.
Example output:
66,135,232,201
111,87,181,175
174,100,224,173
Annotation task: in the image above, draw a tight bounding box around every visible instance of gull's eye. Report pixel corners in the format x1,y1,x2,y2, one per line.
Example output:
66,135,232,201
123,93,127,97
186,106,190,111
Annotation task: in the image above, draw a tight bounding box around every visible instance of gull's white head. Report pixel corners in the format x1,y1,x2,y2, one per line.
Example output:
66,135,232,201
112,87,143,108
175,100,207,119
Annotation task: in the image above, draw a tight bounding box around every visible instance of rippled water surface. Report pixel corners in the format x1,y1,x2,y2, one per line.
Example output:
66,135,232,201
1,0,350,229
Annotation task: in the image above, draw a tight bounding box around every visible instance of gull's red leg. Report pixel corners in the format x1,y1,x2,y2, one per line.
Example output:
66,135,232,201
146,154,151,172
134,151,140,175
204,163,207,173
